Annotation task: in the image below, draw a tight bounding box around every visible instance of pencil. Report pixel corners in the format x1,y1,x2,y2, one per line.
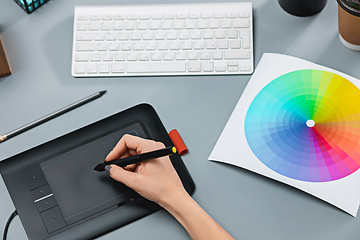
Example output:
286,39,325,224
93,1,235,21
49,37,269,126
0,90,107,143
94,146,177,172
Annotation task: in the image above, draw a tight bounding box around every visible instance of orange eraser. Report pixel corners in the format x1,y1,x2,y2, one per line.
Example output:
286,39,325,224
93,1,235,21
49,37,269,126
169,129,188,155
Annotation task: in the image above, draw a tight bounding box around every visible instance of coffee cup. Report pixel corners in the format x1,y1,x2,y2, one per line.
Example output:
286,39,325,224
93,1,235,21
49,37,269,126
337,0,360,51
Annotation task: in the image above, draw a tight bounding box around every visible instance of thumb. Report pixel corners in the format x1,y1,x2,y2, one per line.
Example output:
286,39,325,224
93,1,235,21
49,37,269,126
109,164,138,189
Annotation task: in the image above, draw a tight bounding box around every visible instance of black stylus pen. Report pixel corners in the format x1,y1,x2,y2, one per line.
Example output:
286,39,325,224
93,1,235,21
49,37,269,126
0,90,107,143
94,146,177,172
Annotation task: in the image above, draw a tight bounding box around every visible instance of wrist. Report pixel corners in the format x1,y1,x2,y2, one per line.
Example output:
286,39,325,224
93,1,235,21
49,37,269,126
159,188,191,213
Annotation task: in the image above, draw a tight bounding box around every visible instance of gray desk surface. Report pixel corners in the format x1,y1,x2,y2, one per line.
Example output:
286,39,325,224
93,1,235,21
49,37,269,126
0,0,359,239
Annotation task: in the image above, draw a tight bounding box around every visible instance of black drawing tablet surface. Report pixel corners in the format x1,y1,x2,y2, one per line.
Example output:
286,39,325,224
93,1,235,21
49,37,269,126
0,104,195,240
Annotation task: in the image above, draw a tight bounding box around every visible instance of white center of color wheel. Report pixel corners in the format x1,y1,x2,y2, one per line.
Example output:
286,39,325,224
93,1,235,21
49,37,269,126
306,120,315,128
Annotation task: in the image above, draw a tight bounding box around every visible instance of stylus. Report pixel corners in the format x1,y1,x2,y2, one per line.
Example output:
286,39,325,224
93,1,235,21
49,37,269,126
0,90,107,143
94,146,177,172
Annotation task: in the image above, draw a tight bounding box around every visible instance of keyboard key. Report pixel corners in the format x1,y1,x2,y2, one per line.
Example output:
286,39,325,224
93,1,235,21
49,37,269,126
230,40,241,49
127,14,138,20
215,30,226,39
102,15,113,20
113,22,124,30
226,12,237,18
97,42,108,51
127,53,138,61
87,64,97,73
149,21,160,29
169,42,180,50
224,50,250,59
151,52,162,61
200,51,211,60
89,15,100,21
187,62,201,72
163,52,174,61
119,32,129,40
218,40,229,49
88,22,100,30
187,52,198,60
239,11,250,18
188,13,200,19
127,62,186,73
90,53,101,61
101,22,112,30
121,42,132,51
139,52,150,61
214,13,225,19
76,23,87,31
194,41,205,50
212,51,223,60
240,64,251,71
203,62,214,72
77,15,88,21
109,42,120,51
94,32,105,41
76,43,95,51
233,19,250,28
102,53,113,61
240,30,250,48
77,33,93,41
145,42,156,50
133,42,144,51
74,64,86,73
161,21,172,30
215,64,226,72
221,20,231,29
99,63,110,73
209,20,220,29
227,30,238,39
157,42,168,50
114,53,126,61
139,14,150,20
206,40,217,49
228,66,238,71
203,31,214,39
75,53,89,62
175,52,186,60
111,63,125,73
114,15,125,20
227,61,238,66
143,32,153,40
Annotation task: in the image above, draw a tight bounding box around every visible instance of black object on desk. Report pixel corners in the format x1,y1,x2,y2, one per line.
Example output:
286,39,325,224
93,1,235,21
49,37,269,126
278,0,328,17
0,104,195,240
14,0,50,14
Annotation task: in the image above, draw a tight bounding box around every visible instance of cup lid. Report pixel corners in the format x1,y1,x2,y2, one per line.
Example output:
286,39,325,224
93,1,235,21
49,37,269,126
338,0,360,17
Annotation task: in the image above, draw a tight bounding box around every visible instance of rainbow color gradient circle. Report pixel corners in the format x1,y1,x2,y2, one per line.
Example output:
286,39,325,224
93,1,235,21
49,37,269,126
244,70,360,182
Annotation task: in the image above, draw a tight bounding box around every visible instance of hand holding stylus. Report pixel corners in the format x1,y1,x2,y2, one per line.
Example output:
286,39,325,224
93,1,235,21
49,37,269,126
105,134,234,240
105,134,185,205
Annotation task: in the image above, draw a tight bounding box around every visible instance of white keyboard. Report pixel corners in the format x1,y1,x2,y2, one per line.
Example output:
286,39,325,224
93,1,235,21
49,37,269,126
72,3,253,77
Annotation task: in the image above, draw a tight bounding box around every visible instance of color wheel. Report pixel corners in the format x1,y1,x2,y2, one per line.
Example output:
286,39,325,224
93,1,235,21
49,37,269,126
244,70,360,182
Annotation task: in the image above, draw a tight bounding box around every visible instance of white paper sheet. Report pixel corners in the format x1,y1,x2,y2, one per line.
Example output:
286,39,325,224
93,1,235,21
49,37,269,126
209,53,360,217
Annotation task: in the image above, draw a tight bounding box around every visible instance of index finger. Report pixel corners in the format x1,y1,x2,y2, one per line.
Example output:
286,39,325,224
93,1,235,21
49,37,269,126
105,134,155,161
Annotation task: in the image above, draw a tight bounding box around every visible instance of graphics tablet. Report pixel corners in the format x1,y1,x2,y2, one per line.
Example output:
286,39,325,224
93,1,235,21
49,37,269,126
0,104,195,240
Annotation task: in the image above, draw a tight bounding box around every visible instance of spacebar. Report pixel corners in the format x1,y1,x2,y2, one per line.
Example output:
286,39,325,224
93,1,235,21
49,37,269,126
127,62,186,73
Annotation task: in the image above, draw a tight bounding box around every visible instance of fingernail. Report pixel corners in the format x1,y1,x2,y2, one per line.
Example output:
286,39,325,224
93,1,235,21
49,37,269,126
104,165,111,174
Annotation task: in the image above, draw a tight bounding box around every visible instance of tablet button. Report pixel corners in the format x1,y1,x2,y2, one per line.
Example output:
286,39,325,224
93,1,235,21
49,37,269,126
40,207,67,233
30,184,52,201
36,195,57,212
